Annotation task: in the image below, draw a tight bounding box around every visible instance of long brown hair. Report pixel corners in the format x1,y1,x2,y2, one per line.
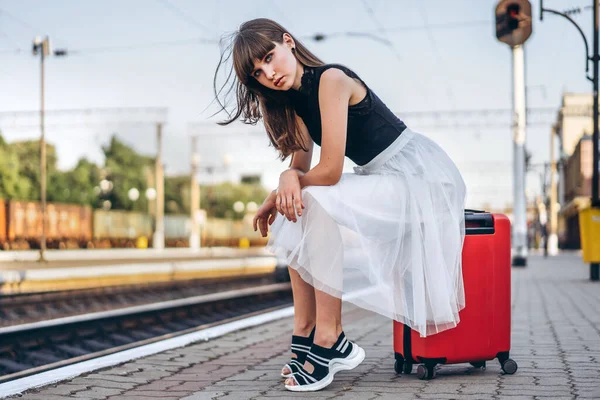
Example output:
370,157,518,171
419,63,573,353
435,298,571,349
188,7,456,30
214,18,324,160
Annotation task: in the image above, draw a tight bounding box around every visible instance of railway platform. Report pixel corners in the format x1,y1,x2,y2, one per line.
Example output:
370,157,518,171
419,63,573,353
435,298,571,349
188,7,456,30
2,253,600,399
0,248,279,294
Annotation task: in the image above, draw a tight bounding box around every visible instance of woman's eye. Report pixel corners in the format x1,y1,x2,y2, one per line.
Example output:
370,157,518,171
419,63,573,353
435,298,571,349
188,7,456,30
252,54,272,78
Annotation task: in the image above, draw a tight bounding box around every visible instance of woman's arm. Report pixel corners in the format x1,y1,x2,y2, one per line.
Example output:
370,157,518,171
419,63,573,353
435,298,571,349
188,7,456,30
276,114,313,221
277,72,351,220
298,68,351,189
288,114,314,174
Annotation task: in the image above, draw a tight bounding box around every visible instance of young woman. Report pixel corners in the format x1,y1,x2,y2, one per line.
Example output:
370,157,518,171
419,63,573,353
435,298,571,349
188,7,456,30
214,18,466,392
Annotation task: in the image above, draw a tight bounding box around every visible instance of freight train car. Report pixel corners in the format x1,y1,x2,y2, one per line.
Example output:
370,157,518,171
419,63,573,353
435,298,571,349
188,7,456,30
203,216,268,247
164,214,191,247
1,200,92,250
0,199,269,250
92,209,154,248
163,215,269,248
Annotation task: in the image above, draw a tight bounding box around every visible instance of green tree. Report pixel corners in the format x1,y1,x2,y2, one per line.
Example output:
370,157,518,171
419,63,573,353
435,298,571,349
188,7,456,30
102,135,154,211
0,132,272,216
201,181,269,220
70,159,102,206
0,134,33,199
47,158,101,205
165,175,191,214
8,139,58,201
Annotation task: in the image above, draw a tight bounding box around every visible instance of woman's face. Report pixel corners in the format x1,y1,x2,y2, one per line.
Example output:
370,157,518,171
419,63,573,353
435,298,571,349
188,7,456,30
251,37,300,91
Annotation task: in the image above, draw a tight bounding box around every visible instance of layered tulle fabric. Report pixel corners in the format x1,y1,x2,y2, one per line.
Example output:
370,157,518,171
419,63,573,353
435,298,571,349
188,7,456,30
266,129,467,337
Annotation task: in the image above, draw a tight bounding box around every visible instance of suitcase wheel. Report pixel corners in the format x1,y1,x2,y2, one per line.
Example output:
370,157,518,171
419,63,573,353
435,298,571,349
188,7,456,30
394,360,402,375
469,361,486,370
416,364,436,380
394,359,413,375
501,358,518,375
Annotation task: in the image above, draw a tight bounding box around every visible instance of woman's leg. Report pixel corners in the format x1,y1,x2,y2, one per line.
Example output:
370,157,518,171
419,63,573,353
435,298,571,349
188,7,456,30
313,289,342,348
289,266,317,335
285,288,343,385
282,266,317,376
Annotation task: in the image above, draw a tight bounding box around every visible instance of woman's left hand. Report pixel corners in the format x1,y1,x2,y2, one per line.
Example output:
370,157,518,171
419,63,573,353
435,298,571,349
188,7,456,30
277,170,304,222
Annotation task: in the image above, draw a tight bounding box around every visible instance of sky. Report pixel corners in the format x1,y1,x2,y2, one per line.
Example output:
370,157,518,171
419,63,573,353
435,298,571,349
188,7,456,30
0,0,592,209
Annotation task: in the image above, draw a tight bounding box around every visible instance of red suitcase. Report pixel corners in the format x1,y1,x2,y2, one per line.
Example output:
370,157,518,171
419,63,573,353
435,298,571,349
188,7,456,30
393,210,518,379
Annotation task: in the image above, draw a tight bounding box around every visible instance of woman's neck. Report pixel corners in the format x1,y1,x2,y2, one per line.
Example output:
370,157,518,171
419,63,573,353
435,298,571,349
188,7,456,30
291,63,307,91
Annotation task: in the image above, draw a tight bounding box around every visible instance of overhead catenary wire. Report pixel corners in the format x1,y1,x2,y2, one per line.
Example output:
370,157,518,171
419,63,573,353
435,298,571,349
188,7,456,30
360,0,403,63
0,8,37,33
415,0,457,106
155,0,213,35
0,7,73,51
0,107,168,131
0,16,494,56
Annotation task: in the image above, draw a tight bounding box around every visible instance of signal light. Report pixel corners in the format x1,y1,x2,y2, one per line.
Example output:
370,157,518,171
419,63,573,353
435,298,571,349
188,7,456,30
506,4,521,31
495,0,532,47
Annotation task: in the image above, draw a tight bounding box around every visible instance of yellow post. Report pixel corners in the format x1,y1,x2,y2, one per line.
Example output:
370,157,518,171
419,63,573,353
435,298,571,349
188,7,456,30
579,207,600,263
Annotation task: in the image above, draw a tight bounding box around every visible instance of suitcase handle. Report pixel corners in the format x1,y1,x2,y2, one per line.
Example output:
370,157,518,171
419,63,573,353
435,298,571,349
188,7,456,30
465,209,495,235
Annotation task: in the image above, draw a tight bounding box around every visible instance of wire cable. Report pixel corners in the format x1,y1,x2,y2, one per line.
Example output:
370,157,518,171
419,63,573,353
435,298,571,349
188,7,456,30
415,1,457,106
155,0,213,35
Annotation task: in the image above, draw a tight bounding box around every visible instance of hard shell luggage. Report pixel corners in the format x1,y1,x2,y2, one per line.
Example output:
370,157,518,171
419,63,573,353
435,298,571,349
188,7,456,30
393,210,518,379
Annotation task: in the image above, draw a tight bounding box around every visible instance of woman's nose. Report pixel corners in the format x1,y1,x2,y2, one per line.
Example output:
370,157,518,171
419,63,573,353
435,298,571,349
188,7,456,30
264,67,276,80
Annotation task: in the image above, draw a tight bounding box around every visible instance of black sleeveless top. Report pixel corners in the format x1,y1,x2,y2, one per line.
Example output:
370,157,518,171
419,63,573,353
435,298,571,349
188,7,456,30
288,64,407,166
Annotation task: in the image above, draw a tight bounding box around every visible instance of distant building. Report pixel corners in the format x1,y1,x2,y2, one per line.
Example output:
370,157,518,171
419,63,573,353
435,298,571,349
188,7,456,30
555,93,593,157
553,93,599,249
560,135,596,248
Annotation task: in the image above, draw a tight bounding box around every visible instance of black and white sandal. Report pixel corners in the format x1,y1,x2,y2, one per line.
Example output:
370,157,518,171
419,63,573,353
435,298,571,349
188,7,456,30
285,331,365,392
281,327,315,378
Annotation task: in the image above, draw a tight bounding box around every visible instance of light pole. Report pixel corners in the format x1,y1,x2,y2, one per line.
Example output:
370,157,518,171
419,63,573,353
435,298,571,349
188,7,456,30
190,136,201,249
32,36,67,261
541,0,600,280
494,0,533,266
189,147,233,248
153,123,165,250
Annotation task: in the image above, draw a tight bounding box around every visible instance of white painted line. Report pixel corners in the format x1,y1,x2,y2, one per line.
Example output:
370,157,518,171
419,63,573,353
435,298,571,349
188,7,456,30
0,305,295,398
0,247,274,263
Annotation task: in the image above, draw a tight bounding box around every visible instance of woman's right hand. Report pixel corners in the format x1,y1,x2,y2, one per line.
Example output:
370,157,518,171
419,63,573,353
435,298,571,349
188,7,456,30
252,190,278,237
277,169,304,222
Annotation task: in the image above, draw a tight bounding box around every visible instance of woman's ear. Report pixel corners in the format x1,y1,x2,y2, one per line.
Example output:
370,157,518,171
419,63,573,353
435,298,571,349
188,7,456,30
282,33,294,48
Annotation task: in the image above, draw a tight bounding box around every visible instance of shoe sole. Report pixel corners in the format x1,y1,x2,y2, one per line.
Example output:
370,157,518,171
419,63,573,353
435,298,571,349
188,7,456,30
285,343,366,392
281,366,293,378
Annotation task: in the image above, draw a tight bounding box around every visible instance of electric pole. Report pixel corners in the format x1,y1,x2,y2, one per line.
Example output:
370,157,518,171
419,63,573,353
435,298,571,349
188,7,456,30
190,136,201,249
32,36,67,261
153,123,165,250
541,0,600,281
495,0,533,266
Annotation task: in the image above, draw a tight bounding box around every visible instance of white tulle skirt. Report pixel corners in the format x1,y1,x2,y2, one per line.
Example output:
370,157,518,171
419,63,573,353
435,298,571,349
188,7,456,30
266,128,466,337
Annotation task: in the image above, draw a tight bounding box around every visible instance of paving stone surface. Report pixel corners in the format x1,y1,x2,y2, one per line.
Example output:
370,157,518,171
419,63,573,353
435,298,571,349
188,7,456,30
5,254,600,399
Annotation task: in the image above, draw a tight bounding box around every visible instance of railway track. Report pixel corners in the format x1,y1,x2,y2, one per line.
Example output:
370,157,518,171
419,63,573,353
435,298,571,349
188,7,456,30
0,282,292,383
0,275,279,327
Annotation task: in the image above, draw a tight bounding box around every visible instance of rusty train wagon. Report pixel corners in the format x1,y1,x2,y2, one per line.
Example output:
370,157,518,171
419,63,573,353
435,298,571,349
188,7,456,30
2,200,92,250
0,199,268,250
